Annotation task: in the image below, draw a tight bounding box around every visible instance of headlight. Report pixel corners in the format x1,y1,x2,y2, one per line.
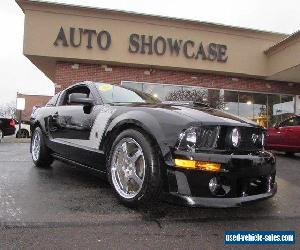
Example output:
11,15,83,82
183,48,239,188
230,128,240,148
177,126,220,152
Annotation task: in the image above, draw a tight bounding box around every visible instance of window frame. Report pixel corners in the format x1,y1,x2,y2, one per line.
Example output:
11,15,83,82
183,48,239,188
46,92,61,107
57,84,96,106
279,117,296,127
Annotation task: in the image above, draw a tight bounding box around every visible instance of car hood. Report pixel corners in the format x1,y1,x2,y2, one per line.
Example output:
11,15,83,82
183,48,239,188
113,102,259,127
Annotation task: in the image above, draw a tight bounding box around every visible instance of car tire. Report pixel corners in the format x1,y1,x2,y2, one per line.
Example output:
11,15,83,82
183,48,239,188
0,129,3,143
17,129,29,138
107,129,162,207
31,127,53,167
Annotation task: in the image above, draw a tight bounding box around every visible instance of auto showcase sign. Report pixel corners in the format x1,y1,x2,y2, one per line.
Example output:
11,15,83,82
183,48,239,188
53,27,228,63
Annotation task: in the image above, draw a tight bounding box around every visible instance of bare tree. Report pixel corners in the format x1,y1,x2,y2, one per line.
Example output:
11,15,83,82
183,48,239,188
0,101,17,119
165,89,224,109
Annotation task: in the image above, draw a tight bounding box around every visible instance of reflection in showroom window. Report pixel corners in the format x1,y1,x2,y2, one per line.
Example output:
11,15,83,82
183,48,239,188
253,93,267,128
147,83,182,100
238,93,255,120
165,86,224,109
224,90,295,128
122,81,182,100
224,90,239,116
121,81,143,92
166,86,207,103
268,94,295,127
122,81,295,128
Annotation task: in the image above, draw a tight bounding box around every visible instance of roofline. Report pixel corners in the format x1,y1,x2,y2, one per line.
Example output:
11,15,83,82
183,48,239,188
17,0,288,36
17,93,53,97
265,30,300,54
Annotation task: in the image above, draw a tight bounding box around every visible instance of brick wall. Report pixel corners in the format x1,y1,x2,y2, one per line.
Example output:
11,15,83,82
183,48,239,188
55,62,300,95
17,94,52,121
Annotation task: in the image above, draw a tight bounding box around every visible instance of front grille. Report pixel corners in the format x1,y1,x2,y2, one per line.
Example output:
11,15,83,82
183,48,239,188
239,127,264,151
217,126,264,151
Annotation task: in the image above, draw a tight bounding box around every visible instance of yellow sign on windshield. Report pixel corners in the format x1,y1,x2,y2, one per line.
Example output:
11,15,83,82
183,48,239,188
98,84,113,91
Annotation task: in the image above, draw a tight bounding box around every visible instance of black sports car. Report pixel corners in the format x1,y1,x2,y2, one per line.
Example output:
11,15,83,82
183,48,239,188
30,81,277,207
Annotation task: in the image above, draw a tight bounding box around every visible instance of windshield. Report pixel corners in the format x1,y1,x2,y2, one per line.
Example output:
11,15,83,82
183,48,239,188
95,83,160,104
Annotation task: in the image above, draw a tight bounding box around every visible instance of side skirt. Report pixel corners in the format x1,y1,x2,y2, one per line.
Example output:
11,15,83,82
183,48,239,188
52,153,107,179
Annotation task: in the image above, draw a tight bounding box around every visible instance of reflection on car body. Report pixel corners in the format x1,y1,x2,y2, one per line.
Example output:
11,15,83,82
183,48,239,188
30,81,277,207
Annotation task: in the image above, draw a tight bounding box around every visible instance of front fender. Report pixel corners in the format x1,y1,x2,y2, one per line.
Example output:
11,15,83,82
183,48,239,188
100,110,174,166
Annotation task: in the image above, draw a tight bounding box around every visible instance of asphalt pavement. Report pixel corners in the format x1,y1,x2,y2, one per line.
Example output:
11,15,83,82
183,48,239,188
0,137,299,249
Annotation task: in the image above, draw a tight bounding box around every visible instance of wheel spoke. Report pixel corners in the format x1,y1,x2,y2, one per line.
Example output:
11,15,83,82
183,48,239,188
129,172,143,188
121,142,129,158
122,176,129,193
130,149,143,163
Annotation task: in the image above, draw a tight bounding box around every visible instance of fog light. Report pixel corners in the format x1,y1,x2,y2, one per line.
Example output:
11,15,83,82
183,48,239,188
208,177,231,196
174,159,221,172
209,177,219,194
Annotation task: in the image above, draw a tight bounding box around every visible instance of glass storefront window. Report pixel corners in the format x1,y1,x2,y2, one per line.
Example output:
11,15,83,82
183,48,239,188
121,81,295,128
142,83,164,99
238,92,254,120
253,93,267,127
122,81,143,92
161,84,183,100
268,94,295,127
224,90,239,115
176,86,208,103
207,89,224,109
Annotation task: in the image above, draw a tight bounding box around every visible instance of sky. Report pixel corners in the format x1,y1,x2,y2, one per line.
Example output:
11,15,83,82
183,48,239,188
0,0,299,105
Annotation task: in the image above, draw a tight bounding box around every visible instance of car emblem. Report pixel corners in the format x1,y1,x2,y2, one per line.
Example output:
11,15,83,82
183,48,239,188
252,134,259,143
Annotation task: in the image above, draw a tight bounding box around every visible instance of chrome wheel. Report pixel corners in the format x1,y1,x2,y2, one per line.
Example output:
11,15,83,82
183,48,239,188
0,130,3,142
111,137,145,199
31,131,41,161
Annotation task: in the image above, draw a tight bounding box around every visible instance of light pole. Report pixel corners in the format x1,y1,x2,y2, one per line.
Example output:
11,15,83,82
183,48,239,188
16,97,25,138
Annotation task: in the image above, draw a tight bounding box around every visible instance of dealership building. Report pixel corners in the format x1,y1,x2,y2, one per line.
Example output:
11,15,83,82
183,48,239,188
17,0,300,127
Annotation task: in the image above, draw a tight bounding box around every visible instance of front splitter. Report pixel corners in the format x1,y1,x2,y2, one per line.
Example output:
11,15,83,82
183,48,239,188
163,183,277,208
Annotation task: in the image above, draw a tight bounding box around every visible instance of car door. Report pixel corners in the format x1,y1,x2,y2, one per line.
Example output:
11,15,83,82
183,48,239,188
266,118,292,150
290,116,300,150
50,84,105,167
273,117,296,151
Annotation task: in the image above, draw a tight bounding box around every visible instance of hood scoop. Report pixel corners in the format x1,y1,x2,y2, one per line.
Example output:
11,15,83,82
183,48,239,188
162,101,210,108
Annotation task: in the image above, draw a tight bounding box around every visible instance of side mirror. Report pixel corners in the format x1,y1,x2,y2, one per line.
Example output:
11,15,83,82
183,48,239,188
68,93,94,106
273,123,279,129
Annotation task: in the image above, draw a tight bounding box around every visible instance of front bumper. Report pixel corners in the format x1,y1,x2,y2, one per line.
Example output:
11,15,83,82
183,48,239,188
164,183,277,208
165,150,277,207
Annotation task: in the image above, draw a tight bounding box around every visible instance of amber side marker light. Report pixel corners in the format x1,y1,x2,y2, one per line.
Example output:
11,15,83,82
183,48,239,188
174,159,221,172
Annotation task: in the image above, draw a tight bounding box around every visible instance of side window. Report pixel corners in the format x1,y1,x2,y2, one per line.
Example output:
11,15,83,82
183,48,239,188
60,86,92,106
295,117,300,126
280,118,296,127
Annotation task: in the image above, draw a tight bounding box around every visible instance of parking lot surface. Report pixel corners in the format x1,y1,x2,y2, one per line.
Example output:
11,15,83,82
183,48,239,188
0,138,299,249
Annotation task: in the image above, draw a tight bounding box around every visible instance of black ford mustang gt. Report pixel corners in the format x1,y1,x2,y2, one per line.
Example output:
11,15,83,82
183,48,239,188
30,81,277,207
